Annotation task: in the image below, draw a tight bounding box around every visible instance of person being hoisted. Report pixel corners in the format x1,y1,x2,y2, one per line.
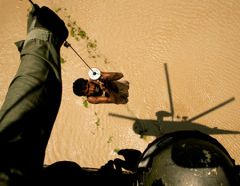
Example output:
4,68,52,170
73,71,129,104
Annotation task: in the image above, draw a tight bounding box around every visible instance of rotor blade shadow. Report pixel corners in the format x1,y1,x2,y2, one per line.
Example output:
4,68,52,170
164,63,174,121
109,111,240,137
187,97,235,122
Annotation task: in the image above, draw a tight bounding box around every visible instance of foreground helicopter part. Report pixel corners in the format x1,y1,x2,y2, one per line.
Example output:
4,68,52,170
134,130,240,186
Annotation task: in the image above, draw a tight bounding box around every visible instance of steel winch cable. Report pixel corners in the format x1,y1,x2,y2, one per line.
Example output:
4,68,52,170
63,41,96,75
64,41,101,80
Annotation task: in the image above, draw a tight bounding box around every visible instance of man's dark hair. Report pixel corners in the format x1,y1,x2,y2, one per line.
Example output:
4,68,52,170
73,78,88,96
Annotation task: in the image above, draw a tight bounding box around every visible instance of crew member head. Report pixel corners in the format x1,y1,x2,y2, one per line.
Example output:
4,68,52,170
134,130,240,186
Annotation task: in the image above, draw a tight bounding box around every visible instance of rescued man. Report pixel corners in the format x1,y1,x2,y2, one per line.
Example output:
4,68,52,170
73,71,129,104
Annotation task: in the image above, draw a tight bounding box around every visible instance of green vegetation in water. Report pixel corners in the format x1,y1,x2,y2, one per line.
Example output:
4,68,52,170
87,40,97,50
82,99,88,108
94,112,100,126
60,57,66,64
107,136,113,144
55,7,111,64
113,148,120,154
79,30,87,39
70,25,87,40
55,7,62,13
140,134,147,140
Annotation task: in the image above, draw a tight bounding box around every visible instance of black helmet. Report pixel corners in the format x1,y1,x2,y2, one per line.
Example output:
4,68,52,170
134,131,240,186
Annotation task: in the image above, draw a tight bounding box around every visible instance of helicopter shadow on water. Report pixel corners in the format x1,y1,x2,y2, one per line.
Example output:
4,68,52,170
109,63,239,137
109,104,240,138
